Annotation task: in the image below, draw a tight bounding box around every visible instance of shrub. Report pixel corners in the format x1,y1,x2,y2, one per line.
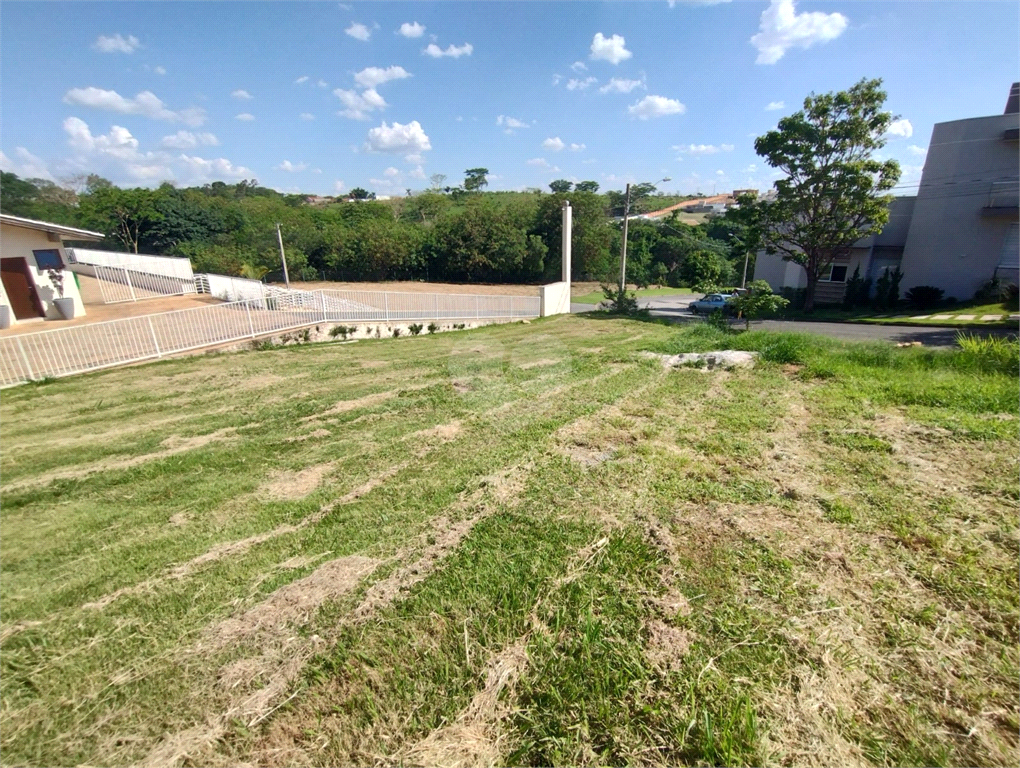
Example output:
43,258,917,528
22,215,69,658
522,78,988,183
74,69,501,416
842,265,872,308
905,285,945,309
427,322,440,334
729,280,790,330
706,308,730,332
874,266,903,310
408,323,423,336
600,284,642,315
392,328,401,338
329,325,356,339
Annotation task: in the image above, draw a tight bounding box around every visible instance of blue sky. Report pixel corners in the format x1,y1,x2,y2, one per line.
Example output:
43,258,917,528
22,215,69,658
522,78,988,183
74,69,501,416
2,1,1017,198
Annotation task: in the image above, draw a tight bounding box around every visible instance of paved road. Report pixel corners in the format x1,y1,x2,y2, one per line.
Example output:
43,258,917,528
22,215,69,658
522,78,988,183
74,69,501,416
571,293,1018,346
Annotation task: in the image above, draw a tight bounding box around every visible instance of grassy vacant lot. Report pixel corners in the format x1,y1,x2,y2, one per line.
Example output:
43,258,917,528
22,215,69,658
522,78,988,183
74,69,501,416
572,286,698,305
2,315,1017,767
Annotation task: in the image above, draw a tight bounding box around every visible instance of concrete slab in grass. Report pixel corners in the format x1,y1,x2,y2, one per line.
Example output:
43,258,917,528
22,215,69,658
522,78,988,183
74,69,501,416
956,314,976,320
980,314,1005,321
910,315,931,320
930,314,953,320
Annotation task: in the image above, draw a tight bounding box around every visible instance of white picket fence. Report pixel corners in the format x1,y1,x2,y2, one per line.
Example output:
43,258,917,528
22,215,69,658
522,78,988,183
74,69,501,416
0,288,541,387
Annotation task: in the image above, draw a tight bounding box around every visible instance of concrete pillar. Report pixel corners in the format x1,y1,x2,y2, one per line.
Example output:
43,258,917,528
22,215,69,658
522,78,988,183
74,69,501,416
561,200,572,284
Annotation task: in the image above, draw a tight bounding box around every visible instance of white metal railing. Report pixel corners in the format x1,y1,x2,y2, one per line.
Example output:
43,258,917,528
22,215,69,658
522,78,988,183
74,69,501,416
67,249,195,281
84,263,198,304
0,289,541,387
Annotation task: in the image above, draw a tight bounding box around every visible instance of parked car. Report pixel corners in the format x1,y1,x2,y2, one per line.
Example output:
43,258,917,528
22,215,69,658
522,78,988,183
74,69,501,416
688,293,734,314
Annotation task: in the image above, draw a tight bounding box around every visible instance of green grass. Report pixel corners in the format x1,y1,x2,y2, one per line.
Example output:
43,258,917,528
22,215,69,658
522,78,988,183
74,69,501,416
572,286,698,304
779,299,1018,328
2,316,1017,766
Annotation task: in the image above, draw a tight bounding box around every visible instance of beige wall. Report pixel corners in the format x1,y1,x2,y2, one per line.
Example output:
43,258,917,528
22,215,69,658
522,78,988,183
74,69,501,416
540,281,571,316
0,222,86,322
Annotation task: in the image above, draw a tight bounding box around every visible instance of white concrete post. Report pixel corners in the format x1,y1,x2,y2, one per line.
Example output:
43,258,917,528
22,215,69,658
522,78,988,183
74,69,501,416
561,200,572,284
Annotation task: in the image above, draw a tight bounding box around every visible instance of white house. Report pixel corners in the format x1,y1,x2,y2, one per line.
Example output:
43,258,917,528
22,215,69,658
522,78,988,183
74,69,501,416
0,214,104,327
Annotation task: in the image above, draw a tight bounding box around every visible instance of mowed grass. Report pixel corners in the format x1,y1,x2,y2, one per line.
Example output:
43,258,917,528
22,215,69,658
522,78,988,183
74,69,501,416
1,316,1017,767
572,286,698,304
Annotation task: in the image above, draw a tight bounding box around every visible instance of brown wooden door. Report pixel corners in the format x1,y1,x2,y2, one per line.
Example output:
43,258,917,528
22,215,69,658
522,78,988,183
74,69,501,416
1,258,45,320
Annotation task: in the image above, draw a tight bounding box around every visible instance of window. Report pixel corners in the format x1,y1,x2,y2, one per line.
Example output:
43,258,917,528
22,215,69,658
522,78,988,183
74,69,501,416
820,264,848,282
33,249,63,270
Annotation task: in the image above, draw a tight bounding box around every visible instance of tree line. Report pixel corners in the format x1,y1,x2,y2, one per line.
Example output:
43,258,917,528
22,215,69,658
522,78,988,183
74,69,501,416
0,170,750,288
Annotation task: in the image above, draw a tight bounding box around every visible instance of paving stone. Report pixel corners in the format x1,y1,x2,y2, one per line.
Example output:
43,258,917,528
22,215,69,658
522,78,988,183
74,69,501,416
980,314,1004,321
930,314,952,320
910,315,931,320
956,314,976,320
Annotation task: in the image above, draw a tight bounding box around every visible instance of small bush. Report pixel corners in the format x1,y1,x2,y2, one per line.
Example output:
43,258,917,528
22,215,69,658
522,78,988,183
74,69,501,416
706,308,730,332
329,325,356,339
453,323,466,330
600,285,642,316
427,322,440,334
392,328,401,338
408,323,423,336
905,285,945,309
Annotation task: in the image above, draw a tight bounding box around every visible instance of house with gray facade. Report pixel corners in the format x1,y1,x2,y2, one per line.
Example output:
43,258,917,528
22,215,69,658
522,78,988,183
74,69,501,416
757,83,1019,304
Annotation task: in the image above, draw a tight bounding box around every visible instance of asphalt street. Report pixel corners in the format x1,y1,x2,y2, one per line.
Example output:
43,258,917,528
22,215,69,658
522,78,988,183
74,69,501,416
571,294,1019,346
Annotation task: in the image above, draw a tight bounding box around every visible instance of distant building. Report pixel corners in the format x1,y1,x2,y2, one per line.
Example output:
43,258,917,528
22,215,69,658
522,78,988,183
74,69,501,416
732,189,758,199
757,82,1019,303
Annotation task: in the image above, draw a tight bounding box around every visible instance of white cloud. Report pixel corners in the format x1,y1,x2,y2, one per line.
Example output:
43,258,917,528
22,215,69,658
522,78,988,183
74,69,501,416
542,137,565,152
409,166,426,179
160,130,219,149
398,21,426,38
675,143,734,155
384,166,400,177
590,33,632,65
765,100,785,110
497,115,529,130
153,66,167,75
300,112,315,121
526,157,559,171
907,144,927,156
94,33,140,53
887,118,913,138
405,153,424,164
63,117,172,181
566,77,598,91
570,143,586,152
231,89,253,100
235,112,255,121
423,42,473,58
295,75,310,84
628,95,686,119
751,0,848,65
364,120,432,154
570,61,588,72
63,87,206,125
346,22,372,41
178,154,252,181
277,160,309,172
354,65,412,88
0,147,53,180
317,79,329,88
334,180,345,192
335,87,387,120
552,74,563,86
599,77,645,94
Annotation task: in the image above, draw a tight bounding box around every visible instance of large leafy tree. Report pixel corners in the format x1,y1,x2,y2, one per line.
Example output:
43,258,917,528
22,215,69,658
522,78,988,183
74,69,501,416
753,78,900,311
79,186,163,253
548,179,573,193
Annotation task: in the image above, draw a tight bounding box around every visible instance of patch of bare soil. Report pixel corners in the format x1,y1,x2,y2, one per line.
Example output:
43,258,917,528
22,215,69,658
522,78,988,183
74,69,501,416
206,556,380,650
258,462,335,501
285,428,331,443
644,620,693,673
299,391,396,424
401,640,530,768
3,426,240,492
519,358,561,370
168,512,191,527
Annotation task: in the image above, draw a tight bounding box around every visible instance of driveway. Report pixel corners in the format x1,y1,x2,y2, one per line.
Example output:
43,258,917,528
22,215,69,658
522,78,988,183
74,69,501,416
571,293,1018,346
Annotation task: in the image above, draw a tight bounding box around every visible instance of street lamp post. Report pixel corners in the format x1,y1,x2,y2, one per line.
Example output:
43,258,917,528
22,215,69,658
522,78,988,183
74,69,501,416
618,177,670,297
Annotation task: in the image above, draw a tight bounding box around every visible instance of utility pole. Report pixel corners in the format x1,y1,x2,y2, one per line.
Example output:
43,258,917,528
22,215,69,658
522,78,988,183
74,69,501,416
618,183,631,296
741,250,750,289
276,223,290,289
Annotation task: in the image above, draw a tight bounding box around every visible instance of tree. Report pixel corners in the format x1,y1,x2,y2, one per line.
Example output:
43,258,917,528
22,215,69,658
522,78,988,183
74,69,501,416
463,168,489,192
729,280,789,330
79,186,163,253
753,78,901,311
429,173,447,191
347,187,375,201
548,179,573,193
575,180,599,193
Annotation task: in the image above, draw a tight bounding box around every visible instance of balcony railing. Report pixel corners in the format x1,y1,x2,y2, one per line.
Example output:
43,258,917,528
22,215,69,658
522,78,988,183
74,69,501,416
983,180,1020,213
